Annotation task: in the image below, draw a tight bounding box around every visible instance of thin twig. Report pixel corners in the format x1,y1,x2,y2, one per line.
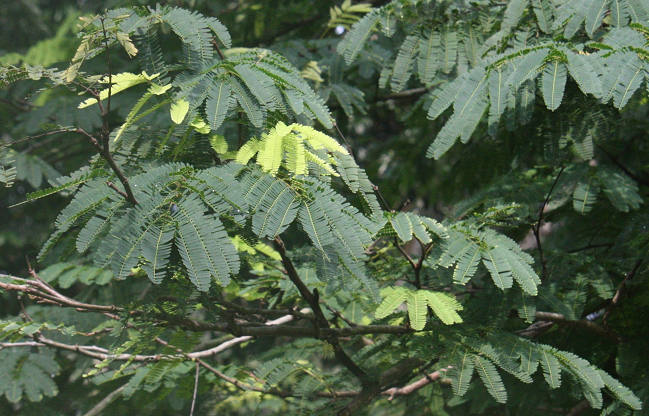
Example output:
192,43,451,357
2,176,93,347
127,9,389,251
567,243,613,253
324,304,357,327
332,120,354,153
375,86,432,102
106,181,128,199
394,238,417,271
602,259,643,327
520,311,619,341
83,383,127,416
597,144,649,187
189,361,200,416
100,17,113,120
189,311,307,358
211,38,225,60
383,367,450,400
533,166,565,280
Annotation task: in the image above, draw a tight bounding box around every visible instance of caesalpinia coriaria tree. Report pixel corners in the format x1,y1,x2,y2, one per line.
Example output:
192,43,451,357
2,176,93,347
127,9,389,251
1,1,648,415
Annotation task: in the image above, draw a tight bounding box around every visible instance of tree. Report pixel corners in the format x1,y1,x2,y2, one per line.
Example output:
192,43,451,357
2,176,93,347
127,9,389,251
1,0,648,414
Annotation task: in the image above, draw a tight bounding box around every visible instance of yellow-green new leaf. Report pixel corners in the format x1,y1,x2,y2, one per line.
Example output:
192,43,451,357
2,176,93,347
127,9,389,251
236,138,261,165
375,287,462,329
292,124,348,154
170,98,190,124
78,71,160,108
209,134,228,154
257,123,290,175
116,32,138,57
190,117,210,134
234,121,347,178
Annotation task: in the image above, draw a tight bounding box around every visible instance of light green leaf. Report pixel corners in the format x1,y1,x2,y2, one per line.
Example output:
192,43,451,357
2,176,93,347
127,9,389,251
170,98,190,124
78,71,160,108
375,287,408,319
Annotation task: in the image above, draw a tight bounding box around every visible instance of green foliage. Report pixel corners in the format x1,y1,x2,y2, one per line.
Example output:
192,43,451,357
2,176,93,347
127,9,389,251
438,227,541,295
0,349,59,403
1,1,648,415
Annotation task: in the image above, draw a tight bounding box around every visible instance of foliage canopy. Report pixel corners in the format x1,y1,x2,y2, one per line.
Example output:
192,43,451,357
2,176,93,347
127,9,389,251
1,1,648,415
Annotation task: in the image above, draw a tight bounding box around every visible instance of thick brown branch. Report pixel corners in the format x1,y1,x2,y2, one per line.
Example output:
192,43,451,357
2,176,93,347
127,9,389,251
533,311,619,341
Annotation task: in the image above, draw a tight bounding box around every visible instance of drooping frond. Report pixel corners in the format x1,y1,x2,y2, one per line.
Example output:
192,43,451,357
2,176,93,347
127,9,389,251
0,149,17,188
541,59,567,111
427,67,488,159
38,180,112,259
174,194,239,290
240,168,300,238
140,224,175,284
473,355,507,403
228,77,264,128
76,203,125,253
337,9,381,64
38,262,113,287
390,35,418,92
191,163,248,214
161,8,226,69
572,177,599,214
205,79,233,131
439,227,540,295
502,0,529,31
598,370,643,411
382,212,448,247
597,167,643,212
110,192,167,280
446,350,475,396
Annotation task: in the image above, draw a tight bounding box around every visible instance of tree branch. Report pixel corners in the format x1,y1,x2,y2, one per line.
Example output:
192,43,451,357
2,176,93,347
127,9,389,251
383,367,451,400
602,258,643,327
533,166,564,280
189,361,200,416
531,311,619,341
273,236,373,387
189,309,309,358
82,383,128,416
